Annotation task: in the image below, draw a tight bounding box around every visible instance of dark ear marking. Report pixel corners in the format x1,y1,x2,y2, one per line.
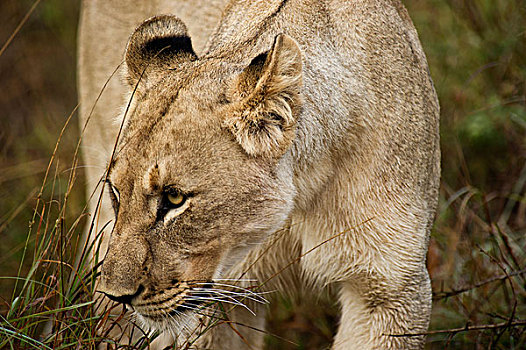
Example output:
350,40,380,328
142,35,194,62
125,15,197,88
235,52,268,97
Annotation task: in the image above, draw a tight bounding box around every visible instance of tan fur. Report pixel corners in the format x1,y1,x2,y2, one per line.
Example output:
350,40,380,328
78,0,227,259
81,0,440,349
77,1,227,347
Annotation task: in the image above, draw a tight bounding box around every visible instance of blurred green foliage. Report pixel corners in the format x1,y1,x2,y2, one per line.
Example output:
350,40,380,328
411,0,525,189
0,0,81,304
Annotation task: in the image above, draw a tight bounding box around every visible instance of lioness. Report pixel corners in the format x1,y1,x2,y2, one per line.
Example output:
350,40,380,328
92,0,440,349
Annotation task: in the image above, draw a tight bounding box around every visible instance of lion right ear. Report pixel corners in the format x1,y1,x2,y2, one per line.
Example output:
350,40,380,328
124,15,197,89
224,34,303,159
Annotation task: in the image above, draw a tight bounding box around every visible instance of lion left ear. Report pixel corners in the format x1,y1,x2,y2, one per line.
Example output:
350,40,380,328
125,15,197,90
225,34,303,158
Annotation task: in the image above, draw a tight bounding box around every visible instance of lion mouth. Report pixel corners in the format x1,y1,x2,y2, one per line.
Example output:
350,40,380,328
130,282,215,319
115,280,268,324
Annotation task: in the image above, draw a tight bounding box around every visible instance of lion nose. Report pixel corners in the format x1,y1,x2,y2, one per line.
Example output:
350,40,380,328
102,284,145,305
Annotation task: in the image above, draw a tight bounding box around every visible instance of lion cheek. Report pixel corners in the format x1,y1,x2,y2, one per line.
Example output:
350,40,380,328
182,241,223,281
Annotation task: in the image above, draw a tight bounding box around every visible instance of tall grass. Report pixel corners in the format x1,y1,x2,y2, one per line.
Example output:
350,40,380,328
1,0,525,349
411,0,526,348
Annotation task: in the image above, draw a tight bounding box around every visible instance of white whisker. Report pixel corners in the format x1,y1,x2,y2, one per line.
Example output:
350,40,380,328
210,279,257,282
193,291,255,311
192,287,269,304
185,296,256,316
194,282,262,294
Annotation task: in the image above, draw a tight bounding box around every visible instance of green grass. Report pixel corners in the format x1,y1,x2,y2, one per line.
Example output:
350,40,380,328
1,0,525,348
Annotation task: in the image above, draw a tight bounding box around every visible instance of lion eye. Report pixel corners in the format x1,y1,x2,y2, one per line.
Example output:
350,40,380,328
157,191,189,223
111,185,120,203
167,192,185,207
106,180,120,216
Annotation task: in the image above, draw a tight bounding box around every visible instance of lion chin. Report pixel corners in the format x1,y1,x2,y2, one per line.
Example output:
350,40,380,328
134,308,202,344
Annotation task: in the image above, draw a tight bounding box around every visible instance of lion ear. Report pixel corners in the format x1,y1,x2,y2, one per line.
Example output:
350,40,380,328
124,15,197,89
225,34,303,158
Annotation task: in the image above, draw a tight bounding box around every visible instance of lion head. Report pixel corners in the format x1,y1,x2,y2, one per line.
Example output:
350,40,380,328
98,15,302,334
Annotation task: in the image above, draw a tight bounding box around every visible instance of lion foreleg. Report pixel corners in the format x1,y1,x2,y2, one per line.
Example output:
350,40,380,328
333,270,431,350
